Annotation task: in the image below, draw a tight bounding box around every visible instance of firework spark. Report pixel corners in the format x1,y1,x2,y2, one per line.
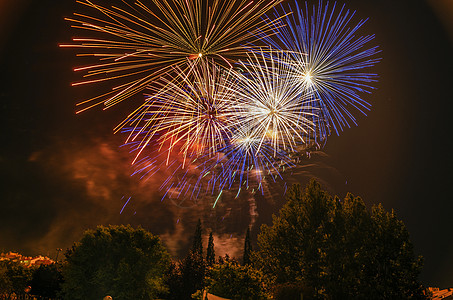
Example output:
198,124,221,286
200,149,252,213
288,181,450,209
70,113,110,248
61,0,381,206
124,59,241,164
212,124,295,199
61,0,283,113
262,0,381,141
227,48,318,155
121,60,240,203
123,51,318,202
129,142,214,205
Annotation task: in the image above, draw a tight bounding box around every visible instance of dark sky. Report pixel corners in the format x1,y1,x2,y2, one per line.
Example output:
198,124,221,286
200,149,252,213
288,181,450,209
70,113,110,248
1,0,452,288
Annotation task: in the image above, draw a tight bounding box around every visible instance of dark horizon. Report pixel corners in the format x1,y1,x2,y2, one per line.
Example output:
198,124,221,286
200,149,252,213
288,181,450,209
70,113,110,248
0,0,452,288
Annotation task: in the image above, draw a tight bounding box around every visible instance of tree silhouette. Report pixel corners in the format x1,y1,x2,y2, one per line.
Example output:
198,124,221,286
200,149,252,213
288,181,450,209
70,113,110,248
0,261,32,296
0,261,12,294
30,264,63,298
255,179,426,299
61,225,170,300
174,219,206,299
206,231,215,267
163,261,184,300
202,261,269,299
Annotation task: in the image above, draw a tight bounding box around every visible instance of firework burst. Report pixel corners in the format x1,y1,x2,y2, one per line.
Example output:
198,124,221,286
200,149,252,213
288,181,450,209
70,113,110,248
124,51,318,202
121,59,240,203
124,59,241,164
262,0,381,140
227,48,318,155
61,0,283,112
62,0,381,205
212,124,295,200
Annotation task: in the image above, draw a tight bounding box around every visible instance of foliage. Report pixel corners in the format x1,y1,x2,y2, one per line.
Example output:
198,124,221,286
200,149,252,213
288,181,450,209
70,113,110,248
0,260,33,295
165,220,206,300
0,260,62,297
254,179,426,299
60,225,170,300
273,282,313,300
30,263,63,298
206,232,215,267
163,261,185,300
199,261,270,300
179,219,206,299
218,254,232,265
0,261,13,295
179,250,205,300
243,227,252,265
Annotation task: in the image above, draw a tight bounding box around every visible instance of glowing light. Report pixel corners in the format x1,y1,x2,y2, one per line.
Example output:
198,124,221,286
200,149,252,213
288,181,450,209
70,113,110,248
62,0,284,112
189,53,203,60
302,71,313,85
124,59,240,162
262,0,381,141
62,0,380,206
123,52,314,200
226,48,317,154
197,123,294,197
213,190,223,208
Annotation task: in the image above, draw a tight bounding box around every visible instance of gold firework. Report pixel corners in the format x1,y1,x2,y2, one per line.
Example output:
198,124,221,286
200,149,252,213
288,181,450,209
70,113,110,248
61,0,283,113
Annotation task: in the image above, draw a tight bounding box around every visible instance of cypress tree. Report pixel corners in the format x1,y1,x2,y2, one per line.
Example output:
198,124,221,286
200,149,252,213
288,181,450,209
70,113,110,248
192,219,203,258
243,227,252,265
179,219,205,299
206,231,215,267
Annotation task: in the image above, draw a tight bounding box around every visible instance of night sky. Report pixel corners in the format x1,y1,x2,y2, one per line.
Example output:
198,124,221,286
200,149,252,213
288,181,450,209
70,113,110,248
1,0,452,288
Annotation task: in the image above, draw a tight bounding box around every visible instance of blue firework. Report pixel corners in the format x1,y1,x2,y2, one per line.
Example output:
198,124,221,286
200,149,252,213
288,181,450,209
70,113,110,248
262,0,381,141
212,124,295,200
